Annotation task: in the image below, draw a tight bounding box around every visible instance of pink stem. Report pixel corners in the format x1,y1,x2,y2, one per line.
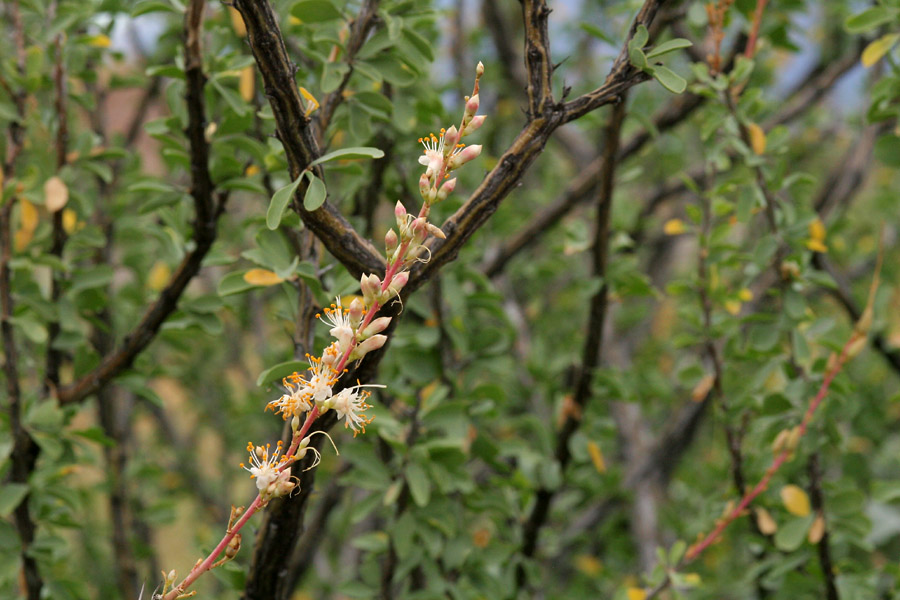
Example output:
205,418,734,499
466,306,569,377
684,331,859,562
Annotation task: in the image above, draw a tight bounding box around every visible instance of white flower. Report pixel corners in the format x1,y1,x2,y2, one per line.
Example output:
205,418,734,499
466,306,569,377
241,441,285,492
318,298,356,353
326,383,383,437
267,354,338,419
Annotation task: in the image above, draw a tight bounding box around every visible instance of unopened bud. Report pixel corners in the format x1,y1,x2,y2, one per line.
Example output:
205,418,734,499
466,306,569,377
390,271,409,294
846,333,868,359
350,334,387,360
361,273,381,305
419,173,433,201
349,297,365,327
385,228,398,254
425,222,446,239
463,114,486,137
465,94,480,118
291,415,300,432
410,217,428,243
165,570,177,586
448,144,482,170
476,61,484,78
225,533,242,559
443,125,459,151
394,200,407,219
436,178,457,202
362,316,392,337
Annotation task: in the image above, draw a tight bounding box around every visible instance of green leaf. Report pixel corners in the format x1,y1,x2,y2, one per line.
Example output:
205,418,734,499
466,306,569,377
308,146,385,168
266,175,303,229
0,484,28,518
217,271,256,296
652,66,687,94
774,515,814,552
629,24,649,51
646,38,693,60
874,134,900,167
406,461,431,507
303,174,327,211
845,7,897,34
580,22,614,45
256,360,307,387
132,1,182,16
629,47,648,70
290,0,342,23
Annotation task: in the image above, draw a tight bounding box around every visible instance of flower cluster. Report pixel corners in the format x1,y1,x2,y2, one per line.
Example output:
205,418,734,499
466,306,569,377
239,441,294,501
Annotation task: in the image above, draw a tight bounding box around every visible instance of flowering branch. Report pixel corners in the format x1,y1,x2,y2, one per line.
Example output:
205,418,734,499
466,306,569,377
157,63,487,600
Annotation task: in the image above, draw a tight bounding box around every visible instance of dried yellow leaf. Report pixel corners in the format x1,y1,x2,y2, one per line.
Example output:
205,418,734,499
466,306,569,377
245,164,260,176
805,239,828,253
573,554,602,577
243,268,284,286
19,199,38,232
299,86,319,116
807,514,826,544
862,34,900,68
780,484,811,517
239,66,255,102
229,7,247,37
86,34,111,48
725,300,742,315
147,261,171,291
587,441,606,474
746,122,766,155
755,507,777,535
62,209,78,234
663,218,685,235
808,218,826,243
626,587,647,600
738,288,753,302
14,228,33,252
44,176,69,212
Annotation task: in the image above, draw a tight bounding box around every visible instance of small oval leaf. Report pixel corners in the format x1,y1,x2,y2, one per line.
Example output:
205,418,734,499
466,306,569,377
256,360,307,387
44,176,69,212
243,268,284,286
303,174,327,211
308,146,385,168
266,175,303,230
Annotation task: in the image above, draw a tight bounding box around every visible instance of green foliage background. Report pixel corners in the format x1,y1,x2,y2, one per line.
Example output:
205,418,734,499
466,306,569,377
1,0,900,599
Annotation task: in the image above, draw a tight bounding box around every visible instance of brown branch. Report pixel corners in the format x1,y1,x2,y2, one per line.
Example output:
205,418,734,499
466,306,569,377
45,22,69,392
517,99,627,589
560,0,666,123
233,0,384,279
56,0,226,407
520,0,554,118
315,0,380,144
807,452,839,600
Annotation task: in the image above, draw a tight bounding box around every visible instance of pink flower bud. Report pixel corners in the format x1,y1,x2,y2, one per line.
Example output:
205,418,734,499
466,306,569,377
394,200,407,219
349,297,365,327
361,273,381,304
385,228,398,254
351,334,387,360
462,115,486,137
411,217,427,243
362,316,392,337
389,271,409,296
443,126,459,152
419,173,432,201
425,223,446,239
448,144,482,170
476,61,484,78
436,178,456,202
465,94,480,117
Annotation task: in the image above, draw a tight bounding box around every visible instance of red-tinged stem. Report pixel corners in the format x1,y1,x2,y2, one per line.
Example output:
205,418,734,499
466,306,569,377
282,405,321,464
163,495,263,600
683,330,860,562
744,0,769,59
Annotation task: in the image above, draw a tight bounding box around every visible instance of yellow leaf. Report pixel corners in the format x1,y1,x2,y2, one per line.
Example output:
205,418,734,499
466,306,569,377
62,209,78,234
587,441,606,473
738,288,753,302
299,86,319,116
574,554,602,577
239,66,255,102
19,199,38,232
755,507,777,535
86,34,111,48
746,122,766,155
14,228,33,252
229,7,247,37
289,15,302,26
682,573,701,586
44,176,69,212
725,300,742,316
243,268,284,286
805,239,828,253
147,261,171,291
862,34,900,68
663,218,685,235
691,374,715,402
780,484,811,517
626,587,647,600
245,164,260,176
807,514,825,544
808,218,826,242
